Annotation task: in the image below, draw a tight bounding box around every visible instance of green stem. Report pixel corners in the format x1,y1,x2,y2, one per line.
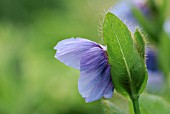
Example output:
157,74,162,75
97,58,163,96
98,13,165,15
132,98,141,114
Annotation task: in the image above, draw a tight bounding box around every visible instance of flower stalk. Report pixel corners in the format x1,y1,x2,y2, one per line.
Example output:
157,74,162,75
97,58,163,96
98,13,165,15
132,98,141,114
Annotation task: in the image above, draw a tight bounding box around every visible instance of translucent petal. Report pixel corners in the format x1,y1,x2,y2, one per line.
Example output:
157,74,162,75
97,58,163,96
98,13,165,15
78,47,114,102
54,38,99,69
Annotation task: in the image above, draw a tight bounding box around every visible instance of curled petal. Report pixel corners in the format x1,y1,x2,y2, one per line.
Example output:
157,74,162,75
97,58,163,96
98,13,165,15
78,47,114,102
54,38,114,102
54,38,99,69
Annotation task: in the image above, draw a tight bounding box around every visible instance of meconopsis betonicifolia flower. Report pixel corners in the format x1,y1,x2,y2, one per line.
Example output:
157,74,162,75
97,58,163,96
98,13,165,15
54,38,114,102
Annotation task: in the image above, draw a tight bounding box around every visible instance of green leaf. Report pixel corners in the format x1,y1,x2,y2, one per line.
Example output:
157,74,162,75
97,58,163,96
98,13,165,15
103,12,147,99
158,0,168,29
134,29,145,59
102,93,170,114
158,33,170,101
140,94,170,114
158,32,170,77
101,93,129,114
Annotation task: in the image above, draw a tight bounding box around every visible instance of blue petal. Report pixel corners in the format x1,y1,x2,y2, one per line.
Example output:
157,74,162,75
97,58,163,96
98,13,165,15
78,47,114,102
54,38,99,69
146,48,158,71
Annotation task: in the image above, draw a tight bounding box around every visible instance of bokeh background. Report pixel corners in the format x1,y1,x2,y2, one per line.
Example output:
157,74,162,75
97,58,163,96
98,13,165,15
0,0,170,114
0,0,115,114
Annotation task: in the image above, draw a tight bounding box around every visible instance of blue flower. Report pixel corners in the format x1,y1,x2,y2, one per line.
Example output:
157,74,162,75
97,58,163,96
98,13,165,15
54,38,114,102
146,48,164,92
146,48,159,71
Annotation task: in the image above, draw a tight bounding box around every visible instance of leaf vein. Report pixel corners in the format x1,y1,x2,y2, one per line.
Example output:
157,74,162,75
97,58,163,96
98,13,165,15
111,23,134,95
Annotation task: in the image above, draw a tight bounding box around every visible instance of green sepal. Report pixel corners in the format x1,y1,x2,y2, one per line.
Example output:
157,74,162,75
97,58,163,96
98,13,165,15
134,29,145,59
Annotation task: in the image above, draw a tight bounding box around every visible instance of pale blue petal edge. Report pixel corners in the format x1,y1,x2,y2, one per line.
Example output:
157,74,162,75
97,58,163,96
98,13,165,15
54,38,99,69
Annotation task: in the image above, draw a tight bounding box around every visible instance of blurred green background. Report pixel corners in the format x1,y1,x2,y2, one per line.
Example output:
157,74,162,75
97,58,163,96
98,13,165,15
0,0,115,114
